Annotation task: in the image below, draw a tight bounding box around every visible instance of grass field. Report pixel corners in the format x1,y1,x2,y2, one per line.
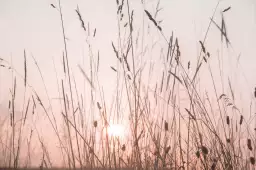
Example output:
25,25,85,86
0,0,256,169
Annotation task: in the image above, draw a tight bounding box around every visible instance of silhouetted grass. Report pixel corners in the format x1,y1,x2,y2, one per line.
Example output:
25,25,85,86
0,0,255,169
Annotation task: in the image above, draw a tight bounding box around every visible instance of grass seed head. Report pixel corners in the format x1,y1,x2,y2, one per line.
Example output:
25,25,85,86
226,116,230,125
250,157,255,165
196,151,200,158
164,121,168,131
121,144,126,151
93,121,98,128
201,146,209,155
247,139,253,151
239,115,243,125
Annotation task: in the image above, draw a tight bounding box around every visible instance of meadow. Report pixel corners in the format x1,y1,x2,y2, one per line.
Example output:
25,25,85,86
0,0,256,169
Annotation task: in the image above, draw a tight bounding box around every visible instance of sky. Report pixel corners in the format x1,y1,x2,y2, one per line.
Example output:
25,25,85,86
0,0,256,167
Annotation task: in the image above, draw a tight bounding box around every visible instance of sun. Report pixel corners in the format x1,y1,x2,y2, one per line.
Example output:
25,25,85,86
105,124,125,138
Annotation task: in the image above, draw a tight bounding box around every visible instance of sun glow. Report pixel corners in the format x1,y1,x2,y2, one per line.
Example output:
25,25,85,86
105,124,125,138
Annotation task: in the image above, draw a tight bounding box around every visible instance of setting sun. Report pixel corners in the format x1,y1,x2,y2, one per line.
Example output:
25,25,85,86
105,124,125,138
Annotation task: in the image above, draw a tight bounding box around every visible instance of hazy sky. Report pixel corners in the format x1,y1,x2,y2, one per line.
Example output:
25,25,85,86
0,0,255,97
0,0,256,167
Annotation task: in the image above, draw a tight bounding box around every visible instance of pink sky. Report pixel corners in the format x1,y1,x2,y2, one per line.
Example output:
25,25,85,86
0,0,256,167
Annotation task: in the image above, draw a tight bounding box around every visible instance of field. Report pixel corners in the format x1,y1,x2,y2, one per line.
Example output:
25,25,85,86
0,168,137,170
0,0,256,169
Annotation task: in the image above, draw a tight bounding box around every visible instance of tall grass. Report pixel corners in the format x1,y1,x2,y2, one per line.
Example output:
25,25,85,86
0,0,255,169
